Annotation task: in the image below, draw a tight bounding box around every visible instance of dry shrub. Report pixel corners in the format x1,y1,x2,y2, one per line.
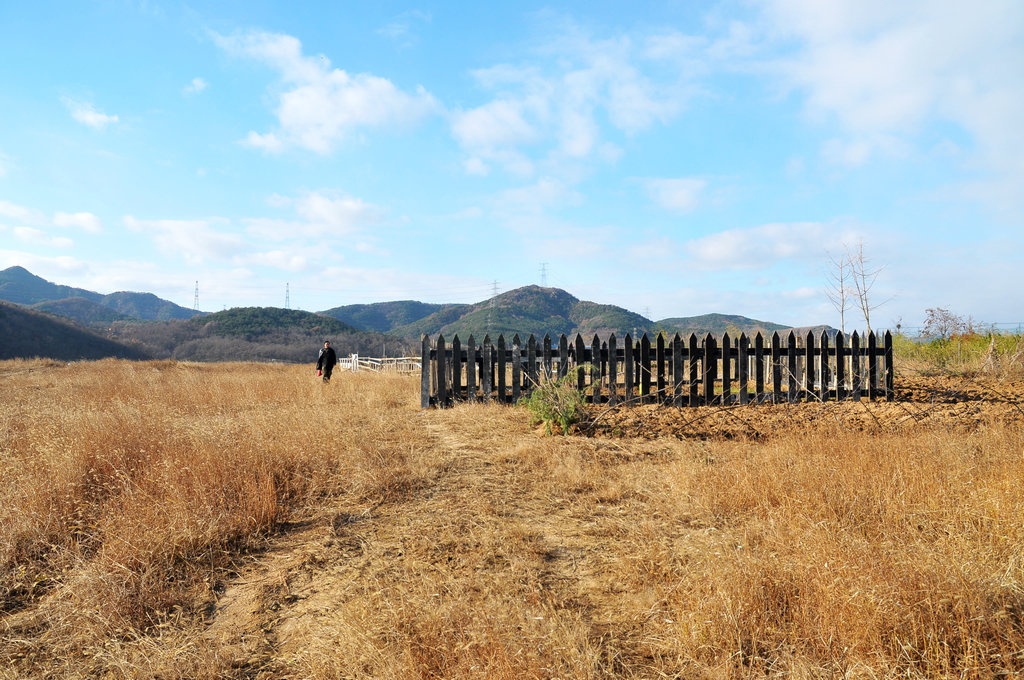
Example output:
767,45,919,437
647,423,1024,676
0,360,429,677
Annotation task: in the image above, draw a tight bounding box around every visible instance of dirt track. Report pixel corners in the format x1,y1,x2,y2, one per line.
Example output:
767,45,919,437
584,376,1024,441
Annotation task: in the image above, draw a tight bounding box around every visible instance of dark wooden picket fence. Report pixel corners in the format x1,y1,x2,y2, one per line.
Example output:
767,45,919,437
421,330,894,408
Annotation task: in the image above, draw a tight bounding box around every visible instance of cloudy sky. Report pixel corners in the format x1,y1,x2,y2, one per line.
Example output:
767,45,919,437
1,1,1021,331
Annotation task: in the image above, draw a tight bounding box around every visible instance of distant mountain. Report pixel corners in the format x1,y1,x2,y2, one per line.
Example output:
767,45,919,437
31,297,135,325
319,300,453,333
187,306,356,339
0,266,199,322
101,291,197,321
384,286,653,340
656,313,789,337
0,265,102,305
319,285,808,341
0,300,151,361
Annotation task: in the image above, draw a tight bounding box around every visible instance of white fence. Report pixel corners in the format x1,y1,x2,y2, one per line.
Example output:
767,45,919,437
337,354,422,374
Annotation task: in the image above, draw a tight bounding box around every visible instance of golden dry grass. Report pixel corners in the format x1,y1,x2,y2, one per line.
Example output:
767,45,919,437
2,358,1022,678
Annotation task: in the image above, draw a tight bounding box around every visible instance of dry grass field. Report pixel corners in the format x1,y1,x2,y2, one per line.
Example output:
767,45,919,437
2,357,1023,678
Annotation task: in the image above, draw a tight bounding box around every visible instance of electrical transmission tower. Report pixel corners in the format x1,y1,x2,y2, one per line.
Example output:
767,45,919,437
487,280,499,335
285,282,290,309
193,281,199,310
540,262,548,286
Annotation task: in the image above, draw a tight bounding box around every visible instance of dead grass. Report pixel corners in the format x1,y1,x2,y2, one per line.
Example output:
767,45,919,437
2,359,1023,678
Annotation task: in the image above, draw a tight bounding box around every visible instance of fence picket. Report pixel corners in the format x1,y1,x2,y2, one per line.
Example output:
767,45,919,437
511,334,522,404
738,333,749,405
623,333,633,403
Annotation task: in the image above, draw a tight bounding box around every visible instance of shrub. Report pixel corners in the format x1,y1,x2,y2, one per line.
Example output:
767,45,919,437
518,373,588,435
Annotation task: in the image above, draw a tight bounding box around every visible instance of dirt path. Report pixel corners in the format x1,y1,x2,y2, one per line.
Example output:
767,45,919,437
204,405,623,677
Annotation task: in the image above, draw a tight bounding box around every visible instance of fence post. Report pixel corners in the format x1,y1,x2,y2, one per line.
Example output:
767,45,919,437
558,334,569,380
591,334,602,404
851,331,862,401
672,333,684,407
835,331,846,402
819,330,830,402
688,333,699,407
704,333,717,406
466,335,477,402
804,331,815,403
771,332,782,403
623,333,633,403
497,335,507,404
738,333,749,405
656,333,666,402
512,334,522,403
481,334,492,403
787,331,798,403
608,333,618,406
885,331,894,402
868,331,879,401
755,332,765,403
543,334,553,381
641,333,653,403
436,335,448,408
575,334,586,392
451,335,462,404
527,335,537,388
723,333,734,405
421,335,431,408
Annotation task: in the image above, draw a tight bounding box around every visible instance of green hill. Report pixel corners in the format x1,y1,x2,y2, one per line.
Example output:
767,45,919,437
0,301,151,361
388,286,653,340
0,266,101,305
31,297,135,325
0,266,199,322
319,300,452,333
101,291,198,321
656,313,790,338
187,307,356,340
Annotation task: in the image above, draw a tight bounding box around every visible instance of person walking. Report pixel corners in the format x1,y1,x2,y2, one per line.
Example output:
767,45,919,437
316,340,338,382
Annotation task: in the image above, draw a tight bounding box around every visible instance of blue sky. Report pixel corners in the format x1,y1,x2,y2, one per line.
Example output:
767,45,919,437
1,0,1021,331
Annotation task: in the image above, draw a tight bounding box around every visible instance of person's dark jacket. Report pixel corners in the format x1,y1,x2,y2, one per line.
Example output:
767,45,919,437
316,346,337,371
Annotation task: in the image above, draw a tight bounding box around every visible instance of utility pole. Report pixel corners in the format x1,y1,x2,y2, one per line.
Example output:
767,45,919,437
193,281,199,310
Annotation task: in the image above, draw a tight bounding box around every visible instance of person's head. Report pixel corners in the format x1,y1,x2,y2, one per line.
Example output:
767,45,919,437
324,341,331,348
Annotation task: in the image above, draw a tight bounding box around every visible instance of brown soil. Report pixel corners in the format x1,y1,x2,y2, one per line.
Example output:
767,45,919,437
582,375,1024,441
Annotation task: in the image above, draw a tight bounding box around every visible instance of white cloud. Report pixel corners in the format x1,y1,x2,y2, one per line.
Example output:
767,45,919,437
13,227,73,249
452,26,692,175
377,10,431,48
685,221,861,270
244,191,384,240
642,177,707,214
463,157,489,176
496,177,583,214
239,250,310,272
215,30,438,154
757,0,1024,210
242,131,284,153
53,211,103,233
0,199,36,222
61,97,119,129
124,216,245,265
293,192,384,234
184,77,208,95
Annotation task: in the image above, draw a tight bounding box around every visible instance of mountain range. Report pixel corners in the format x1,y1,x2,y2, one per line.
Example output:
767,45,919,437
0,266,814,362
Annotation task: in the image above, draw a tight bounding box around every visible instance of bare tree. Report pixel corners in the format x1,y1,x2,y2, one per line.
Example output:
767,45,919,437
847,240,888,335
825,251,852,334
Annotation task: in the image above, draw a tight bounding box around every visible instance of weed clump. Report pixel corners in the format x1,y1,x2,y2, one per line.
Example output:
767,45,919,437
519,374,587,435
